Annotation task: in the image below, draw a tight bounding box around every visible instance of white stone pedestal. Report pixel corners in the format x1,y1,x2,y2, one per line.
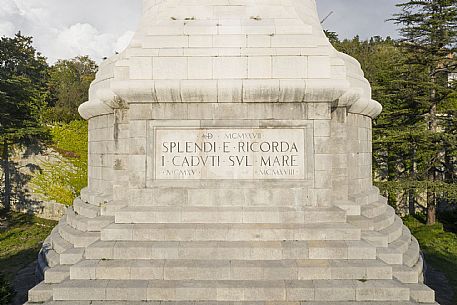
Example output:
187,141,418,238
27,0,437,304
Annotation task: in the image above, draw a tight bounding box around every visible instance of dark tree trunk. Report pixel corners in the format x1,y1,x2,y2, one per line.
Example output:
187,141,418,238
2,140,11,212
427,192,436,225
409,147,416,215
408,190,416,216
444,146,454,183
387,149,398,210
426,76,437,225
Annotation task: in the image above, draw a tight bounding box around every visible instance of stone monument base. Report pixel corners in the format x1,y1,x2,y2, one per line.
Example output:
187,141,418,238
25,0,439,303
26,187,437,305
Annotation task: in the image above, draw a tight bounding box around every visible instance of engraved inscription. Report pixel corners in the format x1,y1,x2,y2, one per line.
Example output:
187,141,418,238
154,128,305,180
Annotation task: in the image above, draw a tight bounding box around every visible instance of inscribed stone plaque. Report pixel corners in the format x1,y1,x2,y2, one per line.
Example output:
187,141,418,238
154,128,306,180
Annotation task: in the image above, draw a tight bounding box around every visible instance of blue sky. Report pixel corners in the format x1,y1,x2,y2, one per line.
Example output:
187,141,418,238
0,0,401,63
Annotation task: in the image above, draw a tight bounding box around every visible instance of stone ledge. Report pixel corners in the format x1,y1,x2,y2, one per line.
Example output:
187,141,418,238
51,279,411,302
101,222,361,242
27,301,440,305
69,258,391,281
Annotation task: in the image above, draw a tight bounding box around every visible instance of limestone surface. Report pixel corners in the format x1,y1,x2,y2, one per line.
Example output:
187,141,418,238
27,0,437,304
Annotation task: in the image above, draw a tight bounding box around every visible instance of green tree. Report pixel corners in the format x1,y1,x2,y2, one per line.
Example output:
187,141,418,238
333,37,418,209
45,56,97,122
331,34,457,220
0,33,49,213
392,0,457,224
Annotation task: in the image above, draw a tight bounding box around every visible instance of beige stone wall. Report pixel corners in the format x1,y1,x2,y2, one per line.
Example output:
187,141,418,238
87,115,114,203
330,108,349,203
126,102,314,207
86,110,131,206
85,103,374,209
347,113,373,197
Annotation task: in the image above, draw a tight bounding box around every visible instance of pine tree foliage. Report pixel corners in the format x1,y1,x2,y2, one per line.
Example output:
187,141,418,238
328,0,457,224
0,33,49,143
0,33,50,212
391,0,457,224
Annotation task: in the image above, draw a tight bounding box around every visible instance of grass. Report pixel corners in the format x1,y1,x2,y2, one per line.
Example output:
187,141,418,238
30,120,88,206
403,215,457,303
0,212,57,281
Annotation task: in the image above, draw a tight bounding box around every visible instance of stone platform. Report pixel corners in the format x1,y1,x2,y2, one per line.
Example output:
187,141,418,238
27,187,436,304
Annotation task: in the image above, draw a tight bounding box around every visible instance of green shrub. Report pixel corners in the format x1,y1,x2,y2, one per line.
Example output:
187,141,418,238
0,273,15,305
30,120,88,205
30,158,86,205
49,120,88,163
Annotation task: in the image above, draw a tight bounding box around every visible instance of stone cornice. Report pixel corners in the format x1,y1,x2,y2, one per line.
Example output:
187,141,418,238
79,0,382,120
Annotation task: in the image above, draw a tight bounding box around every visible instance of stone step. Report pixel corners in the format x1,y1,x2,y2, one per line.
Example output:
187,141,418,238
85,240,375,261
361,230,388,248
379,196,389,205
369,187,382,203
67,208,114,232
42,248,60,268
407,283,436,303
377,247,403,265
101,222,361,241
389,227,413,253
308,240,376,259
403,237,420,268
79,189,111,207
28,282,53,303
379,215,403,243
115,206,346,224
303,207,348,223
371,205,396,230
348,205,395,231
127,186,312,208
60,247,85,265
101,200,128,216
347,215,373,230
403,225,412,239
377,232,416,266
348,186,380,206
70,258,391,281
58,222,100,247
393,255,424,284
52,279,409,302
361,200,388,218
73,198,100,218
45,265,70,284
333,200,361,216
25,301,441,305
50,229,72,254
86,240,309,260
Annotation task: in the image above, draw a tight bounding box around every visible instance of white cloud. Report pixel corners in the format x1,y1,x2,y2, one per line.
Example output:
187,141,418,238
53,23,117,61
0,0,20,17
0,0,138,63
114,31,135,54
1,0,398,64
0,0,20,36
0,21,15,37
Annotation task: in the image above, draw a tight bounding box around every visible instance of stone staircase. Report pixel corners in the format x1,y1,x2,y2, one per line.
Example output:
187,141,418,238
28,187,437,304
